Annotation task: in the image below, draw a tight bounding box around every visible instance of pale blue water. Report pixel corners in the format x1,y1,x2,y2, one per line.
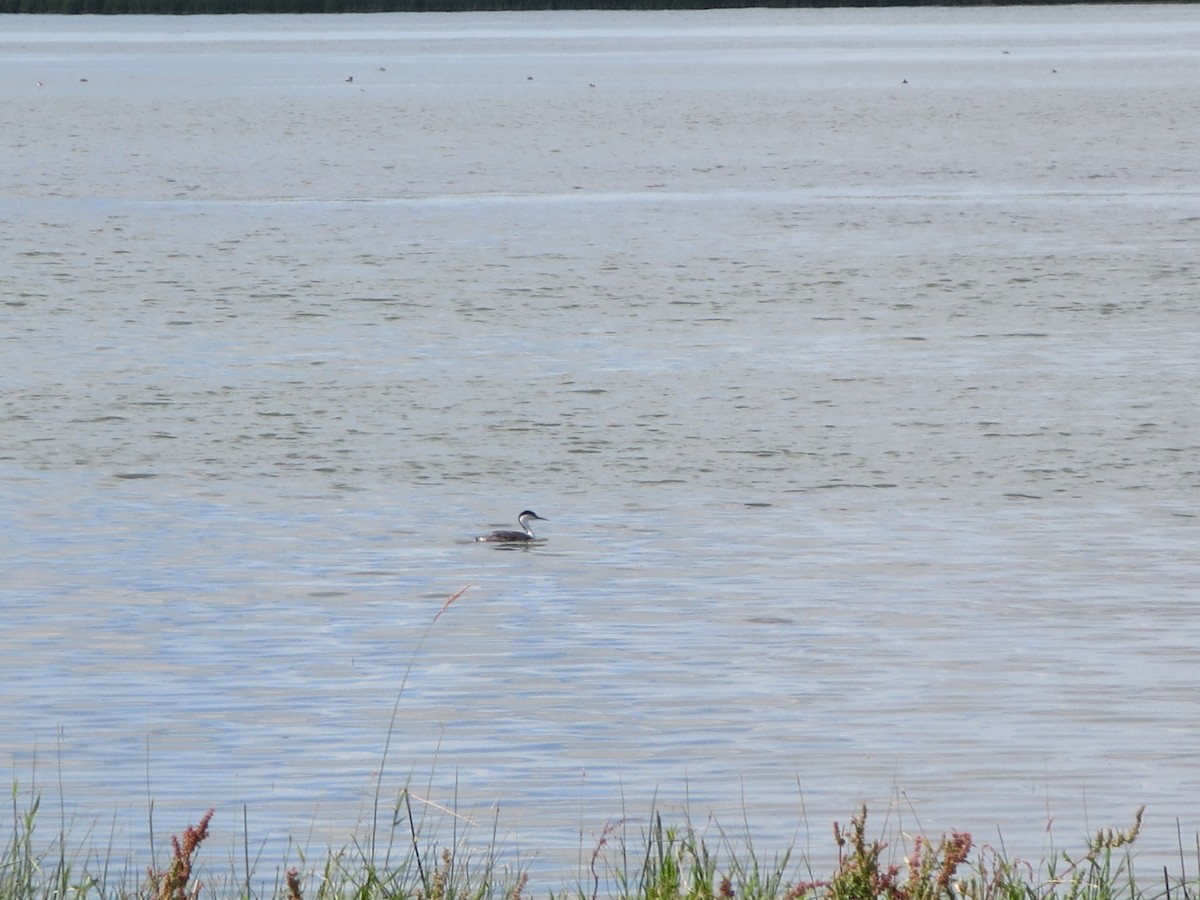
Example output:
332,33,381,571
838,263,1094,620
2,6,1200,892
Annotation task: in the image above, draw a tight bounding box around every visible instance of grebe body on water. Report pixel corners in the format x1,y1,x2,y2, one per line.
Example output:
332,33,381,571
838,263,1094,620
474,510,547,543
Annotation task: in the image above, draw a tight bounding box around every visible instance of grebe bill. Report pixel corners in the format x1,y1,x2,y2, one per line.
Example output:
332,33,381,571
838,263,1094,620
474,510,548,543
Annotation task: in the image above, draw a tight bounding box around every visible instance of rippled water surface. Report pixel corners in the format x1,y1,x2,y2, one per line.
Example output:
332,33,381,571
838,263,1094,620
3,6,1199,889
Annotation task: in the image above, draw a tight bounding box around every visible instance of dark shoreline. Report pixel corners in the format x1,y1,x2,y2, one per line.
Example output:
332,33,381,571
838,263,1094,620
3,0,1190,15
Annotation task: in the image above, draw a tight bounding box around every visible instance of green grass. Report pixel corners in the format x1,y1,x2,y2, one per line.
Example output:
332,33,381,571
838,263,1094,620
3,786,1196,900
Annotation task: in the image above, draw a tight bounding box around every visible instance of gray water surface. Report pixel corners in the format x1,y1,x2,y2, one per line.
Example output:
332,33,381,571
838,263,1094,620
3,6,1199,890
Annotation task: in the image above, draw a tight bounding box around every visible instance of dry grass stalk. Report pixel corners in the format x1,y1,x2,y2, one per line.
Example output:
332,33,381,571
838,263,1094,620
146,808,214,900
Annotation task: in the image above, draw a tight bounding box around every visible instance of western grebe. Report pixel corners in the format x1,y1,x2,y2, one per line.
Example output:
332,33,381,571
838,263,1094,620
474,510,547,543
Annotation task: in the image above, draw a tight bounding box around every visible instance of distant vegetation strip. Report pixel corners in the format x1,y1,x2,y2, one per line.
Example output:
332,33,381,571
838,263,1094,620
4,0,1188,13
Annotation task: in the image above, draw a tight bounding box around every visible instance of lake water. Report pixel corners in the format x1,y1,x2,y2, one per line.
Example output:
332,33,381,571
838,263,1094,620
2,5,1199,892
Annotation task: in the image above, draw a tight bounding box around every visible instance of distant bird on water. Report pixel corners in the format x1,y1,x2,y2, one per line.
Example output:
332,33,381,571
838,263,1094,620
474,510,548,543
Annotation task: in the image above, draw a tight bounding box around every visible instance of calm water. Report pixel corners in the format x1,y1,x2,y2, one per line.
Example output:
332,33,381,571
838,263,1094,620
3,6,1199,890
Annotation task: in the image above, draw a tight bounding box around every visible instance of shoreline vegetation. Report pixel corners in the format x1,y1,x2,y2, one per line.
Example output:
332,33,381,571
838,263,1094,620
6,595,1195,899
3,790,1194,900
3,0,1196,13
